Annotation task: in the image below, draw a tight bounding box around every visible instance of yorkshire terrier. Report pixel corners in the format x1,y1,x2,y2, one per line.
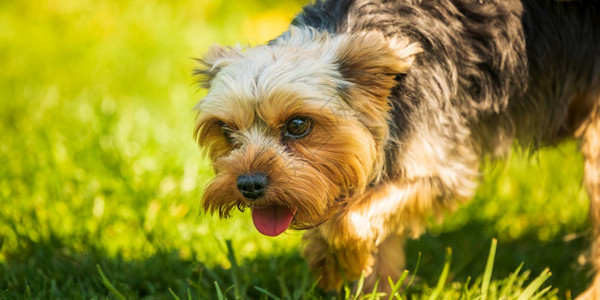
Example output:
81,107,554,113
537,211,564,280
193,0,600,297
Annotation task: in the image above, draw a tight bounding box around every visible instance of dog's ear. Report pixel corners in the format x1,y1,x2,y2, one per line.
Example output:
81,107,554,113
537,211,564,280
195,45,243,89
335,32,420,105
334,32,421,144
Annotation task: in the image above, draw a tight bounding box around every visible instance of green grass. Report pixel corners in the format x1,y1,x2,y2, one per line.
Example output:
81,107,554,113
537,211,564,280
0,0,592,299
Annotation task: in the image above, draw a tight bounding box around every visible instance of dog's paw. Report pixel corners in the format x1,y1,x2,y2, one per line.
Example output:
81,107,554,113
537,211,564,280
302,228,376,290
302,230,344,291
319,209,381,249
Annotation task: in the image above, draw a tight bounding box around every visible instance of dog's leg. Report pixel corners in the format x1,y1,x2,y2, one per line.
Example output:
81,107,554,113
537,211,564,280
304,175,476,292
364,233,406,294
303,227,375,291
302,181,422,292
304,231,405,293
302,229,344,290
577,96,600,300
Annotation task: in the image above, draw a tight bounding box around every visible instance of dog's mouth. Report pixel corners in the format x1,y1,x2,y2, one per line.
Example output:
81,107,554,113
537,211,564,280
252,205,297,236
249,193,348,236
251,205,297,236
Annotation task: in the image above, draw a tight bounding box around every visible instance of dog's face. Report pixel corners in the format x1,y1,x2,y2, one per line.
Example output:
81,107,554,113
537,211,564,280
194,28,420,236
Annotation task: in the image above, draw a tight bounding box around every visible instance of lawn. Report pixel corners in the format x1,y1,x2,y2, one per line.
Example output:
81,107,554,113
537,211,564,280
0,0,592,299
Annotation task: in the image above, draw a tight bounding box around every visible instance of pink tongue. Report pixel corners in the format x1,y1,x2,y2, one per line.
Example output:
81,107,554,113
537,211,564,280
251,206,294,236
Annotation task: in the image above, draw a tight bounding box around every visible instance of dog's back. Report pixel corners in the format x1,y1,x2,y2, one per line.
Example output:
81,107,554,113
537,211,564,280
515,0,600,146
294,0,600,150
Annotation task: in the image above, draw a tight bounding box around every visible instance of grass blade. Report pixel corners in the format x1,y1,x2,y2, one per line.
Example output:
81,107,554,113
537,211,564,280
388,270,409,300
353,271,366,300
406,252,422,289
254,286,282,300
500,263,524,299
481,238,497,300
461,276,472,299
277,276,291,300
292,269,313,300
530,285,553,300
499,262,524,298
214,281,226,300
96,265,126,300
168,288,181,300
517,268,551,300
368,278,380,300
225,240,241,299
428,247,452,300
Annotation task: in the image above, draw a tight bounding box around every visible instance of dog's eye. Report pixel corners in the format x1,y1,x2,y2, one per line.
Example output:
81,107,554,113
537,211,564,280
217,121,234,143
284,117,312,139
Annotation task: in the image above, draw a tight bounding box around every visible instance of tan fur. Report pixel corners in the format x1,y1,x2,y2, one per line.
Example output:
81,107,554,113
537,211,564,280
366,234,406,293
336,33,421,182
574,89,600,300
195,29,417,231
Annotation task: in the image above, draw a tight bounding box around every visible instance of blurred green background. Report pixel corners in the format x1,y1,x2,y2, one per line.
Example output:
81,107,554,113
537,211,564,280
0,0,593,298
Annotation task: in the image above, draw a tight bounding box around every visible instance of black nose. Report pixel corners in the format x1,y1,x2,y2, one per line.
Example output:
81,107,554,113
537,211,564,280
236,173,268,200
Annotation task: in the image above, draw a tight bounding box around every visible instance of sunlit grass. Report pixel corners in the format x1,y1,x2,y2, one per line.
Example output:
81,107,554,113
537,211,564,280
0,0,592,298
0,0,305,259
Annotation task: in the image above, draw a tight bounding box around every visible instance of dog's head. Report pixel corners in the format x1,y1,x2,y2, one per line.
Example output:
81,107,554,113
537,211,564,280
194,27,420,236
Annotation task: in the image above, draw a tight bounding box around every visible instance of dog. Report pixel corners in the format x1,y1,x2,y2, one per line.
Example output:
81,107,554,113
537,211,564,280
193,0,600,297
